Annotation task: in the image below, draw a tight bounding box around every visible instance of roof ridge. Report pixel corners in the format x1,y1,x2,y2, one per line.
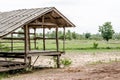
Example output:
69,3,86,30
2,7,54,13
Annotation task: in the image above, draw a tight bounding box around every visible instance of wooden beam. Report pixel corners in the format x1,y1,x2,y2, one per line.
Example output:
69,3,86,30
28,51,63,56
2,37,62,40
0,55,25,59
12,32,34,35
44,16,62,20
47,13,58,24
35,37,63,40
0,52,24,59
2,37,24,40
29,24,67,28
0,52,24,55
1,41,34,43
28,22,57,26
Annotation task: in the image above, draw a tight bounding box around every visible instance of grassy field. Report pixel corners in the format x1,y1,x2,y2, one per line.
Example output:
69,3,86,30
64,40,120,52
2,40,120,53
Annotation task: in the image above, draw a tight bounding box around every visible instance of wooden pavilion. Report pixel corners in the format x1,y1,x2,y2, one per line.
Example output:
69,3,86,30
0,7,75,72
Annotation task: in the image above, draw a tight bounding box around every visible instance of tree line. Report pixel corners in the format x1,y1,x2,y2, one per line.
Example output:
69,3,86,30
35,30,120,40
37,22,119,41
17,22,119,41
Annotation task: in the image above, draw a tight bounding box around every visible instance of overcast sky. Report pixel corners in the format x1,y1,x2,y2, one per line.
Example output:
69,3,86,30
0,0,120,34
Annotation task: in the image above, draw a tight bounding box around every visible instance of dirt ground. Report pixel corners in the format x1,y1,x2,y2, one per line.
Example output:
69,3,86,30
4,52,120,80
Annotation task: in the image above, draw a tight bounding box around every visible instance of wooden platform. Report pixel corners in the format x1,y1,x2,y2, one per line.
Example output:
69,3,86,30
0,50,63,72
0,52,25,58
0,61,26,72
28,50,64,56
0,50,64,57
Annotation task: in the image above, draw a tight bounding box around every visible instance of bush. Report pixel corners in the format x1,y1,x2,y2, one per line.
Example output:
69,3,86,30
93,42,98,49
60,58,72,67
106,47,111,49
52,57,72,68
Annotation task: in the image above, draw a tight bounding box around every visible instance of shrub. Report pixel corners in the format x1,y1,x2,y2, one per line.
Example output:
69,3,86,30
106,47,111,49
60,58,72,67
52,57,72,68
93,42,98,49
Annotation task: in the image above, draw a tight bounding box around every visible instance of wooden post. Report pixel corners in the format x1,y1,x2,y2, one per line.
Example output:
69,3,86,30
43,28,45,50
11,33,13,52
42,16,45,50
34,28,37,49
28,56,31,68
24,25,29,63
56,55,60,68
56,26,59,51
63,27,65,52
28,27,31,50
56,26,60,68
0,40,1,51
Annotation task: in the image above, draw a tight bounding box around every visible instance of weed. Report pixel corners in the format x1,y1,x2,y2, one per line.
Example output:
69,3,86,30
0,72,9,80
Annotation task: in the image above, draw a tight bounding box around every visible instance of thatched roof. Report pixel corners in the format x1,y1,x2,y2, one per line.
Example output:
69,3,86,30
0,7,75,37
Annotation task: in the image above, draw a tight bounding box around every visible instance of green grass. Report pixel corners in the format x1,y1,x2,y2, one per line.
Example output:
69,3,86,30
66,40,120,52
1,40,120,52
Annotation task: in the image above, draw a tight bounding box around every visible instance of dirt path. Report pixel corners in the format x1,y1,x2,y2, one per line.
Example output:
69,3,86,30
4,52,120,80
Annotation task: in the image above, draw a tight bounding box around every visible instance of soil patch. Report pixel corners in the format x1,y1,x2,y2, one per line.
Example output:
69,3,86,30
4,52,120,80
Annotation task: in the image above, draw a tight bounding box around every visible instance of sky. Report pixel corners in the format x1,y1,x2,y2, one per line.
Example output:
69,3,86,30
0,0,120,34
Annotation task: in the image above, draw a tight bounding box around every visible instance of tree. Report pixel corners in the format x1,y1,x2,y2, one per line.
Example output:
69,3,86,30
99,22,114,41
72,32,77,39
85,33,91,39
66,30,72,40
